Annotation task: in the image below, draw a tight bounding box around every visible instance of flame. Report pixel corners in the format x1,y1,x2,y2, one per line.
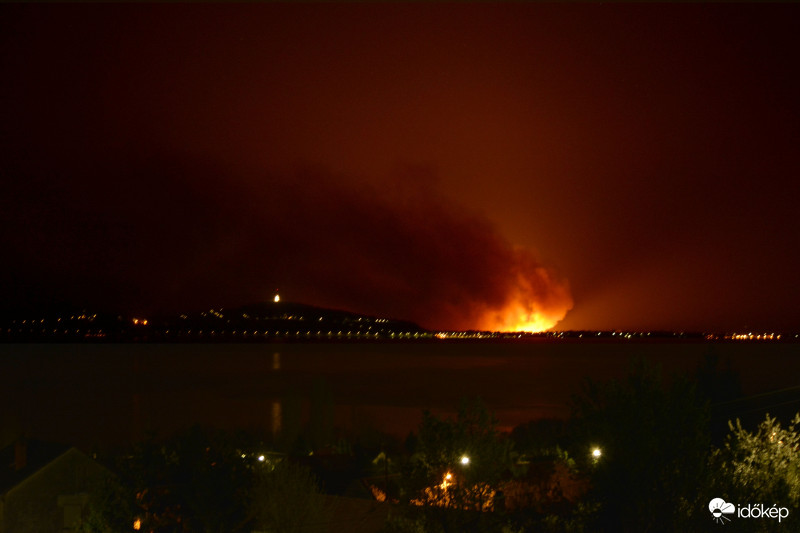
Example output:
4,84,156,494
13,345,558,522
486,305,560,333
480,300,563,332
477,261,573,333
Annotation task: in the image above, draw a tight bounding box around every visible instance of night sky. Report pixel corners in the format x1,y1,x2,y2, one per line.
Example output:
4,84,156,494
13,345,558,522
2,4,799,332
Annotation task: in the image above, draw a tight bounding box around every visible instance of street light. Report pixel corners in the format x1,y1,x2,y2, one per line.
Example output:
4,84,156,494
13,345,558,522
460,455,470,466
592,448,602,461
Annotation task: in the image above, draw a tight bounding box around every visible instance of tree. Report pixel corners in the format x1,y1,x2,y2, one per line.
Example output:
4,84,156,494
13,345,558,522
397,398,516,532
408,398,514,507
77,474,137,533
250,459,332,533
112,427,255,532
569,359,711,532
708,413,800,532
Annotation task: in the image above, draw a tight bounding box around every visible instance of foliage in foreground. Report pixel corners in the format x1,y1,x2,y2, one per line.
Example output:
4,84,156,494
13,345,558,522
250,459,331,533
74,361,800,533
569,359,712,532
76,474,135,533
403,398,515,508
79,427,257,532
707,414,800,532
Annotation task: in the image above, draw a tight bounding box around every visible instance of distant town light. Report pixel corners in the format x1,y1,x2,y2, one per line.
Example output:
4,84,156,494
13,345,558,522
258,455,265,462
273,293,280,303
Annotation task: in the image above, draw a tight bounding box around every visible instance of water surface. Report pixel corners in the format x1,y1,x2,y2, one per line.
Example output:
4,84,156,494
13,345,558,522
2,341,798,447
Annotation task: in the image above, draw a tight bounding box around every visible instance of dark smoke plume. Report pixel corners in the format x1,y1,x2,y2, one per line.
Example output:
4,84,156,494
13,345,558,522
2,154,572,330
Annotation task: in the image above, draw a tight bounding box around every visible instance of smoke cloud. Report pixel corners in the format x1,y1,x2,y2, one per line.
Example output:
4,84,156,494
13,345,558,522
2,153,572,330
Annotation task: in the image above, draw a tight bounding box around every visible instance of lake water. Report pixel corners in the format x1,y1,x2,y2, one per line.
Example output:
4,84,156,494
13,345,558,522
2,341,799,448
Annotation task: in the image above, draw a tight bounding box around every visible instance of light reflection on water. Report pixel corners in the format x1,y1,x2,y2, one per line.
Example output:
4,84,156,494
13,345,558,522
1,342,798,446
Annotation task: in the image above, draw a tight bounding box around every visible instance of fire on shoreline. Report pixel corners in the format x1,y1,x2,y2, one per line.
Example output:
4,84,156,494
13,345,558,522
476,264,573,333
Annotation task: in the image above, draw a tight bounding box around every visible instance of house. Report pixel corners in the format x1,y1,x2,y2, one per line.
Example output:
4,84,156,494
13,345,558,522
0,439,112,533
